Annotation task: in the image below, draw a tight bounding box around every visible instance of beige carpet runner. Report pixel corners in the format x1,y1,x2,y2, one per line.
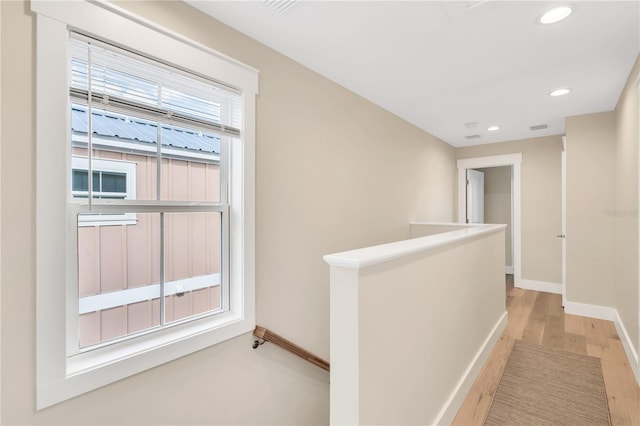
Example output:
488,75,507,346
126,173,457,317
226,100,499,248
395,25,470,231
484,340,611,425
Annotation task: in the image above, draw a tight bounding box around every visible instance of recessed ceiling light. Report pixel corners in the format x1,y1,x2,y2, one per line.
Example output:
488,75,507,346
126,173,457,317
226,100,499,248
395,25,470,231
487,126,501,131
549,88,571,97
539,6,573,24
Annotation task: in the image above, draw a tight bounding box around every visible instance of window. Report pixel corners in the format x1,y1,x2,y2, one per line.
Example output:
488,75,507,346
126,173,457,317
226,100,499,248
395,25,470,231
68,33,231,349
72,156,137,226
34,0,258,409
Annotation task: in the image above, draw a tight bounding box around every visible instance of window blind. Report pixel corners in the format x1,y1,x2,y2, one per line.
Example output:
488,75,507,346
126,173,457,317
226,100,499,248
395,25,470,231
69,33,242,137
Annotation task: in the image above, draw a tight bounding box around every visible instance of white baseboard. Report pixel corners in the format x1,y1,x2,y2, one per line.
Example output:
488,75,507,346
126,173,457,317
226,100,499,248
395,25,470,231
505,265,514,274
433,311,508,425
564,301,615,321
612,310,640,385
517,279,562,294
564,302,639,385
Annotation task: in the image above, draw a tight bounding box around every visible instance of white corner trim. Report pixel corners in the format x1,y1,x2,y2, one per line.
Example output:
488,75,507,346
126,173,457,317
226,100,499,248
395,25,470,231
432,311,508,426
517,279,562,294
612,310,640,385
505,265,514,274
563,301,615,321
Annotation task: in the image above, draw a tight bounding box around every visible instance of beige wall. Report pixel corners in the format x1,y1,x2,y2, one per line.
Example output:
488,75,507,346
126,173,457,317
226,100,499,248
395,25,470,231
457,136,563,284
565,112,617,307
614,55,639,353
477,166,512,267
0,1,456,424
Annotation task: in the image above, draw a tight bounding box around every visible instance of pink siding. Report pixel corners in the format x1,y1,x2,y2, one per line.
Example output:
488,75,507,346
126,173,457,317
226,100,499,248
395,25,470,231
99,226,127,293
101,306,128,341
166,213,191,281
190,163,207,200
126,213,160,288
77,148,222,347
78,227,100,297
191,213,210,277
78,285,222,344
131,154,156,201
192,288,210,315
210,285,221,309
78,312,100,348
127,301,155,334
170,293,192,322
206,165,220,202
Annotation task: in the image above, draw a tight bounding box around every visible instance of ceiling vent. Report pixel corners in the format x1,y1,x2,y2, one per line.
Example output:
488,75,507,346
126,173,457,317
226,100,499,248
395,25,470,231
465,134,481,139
263,0,299,15
530,124,548,131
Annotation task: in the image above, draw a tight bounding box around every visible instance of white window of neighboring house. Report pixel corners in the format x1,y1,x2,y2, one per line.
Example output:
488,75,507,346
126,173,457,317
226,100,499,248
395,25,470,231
33,0,258,409
71,156,137,226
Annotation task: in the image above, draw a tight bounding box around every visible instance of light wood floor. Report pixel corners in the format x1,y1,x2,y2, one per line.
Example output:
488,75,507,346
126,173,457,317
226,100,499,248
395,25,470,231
452,276,640,425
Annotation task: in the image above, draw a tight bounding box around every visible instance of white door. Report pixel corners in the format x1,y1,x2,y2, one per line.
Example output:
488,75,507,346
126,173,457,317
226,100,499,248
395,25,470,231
466,169,485,224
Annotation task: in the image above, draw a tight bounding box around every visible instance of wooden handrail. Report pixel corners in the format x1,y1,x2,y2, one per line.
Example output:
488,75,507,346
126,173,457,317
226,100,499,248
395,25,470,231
253,326,330,372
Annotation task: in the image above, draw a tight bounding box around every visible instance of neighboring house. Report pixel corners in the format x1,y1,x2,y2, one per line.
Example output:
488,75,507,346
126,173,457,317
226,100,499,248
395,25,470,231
71,106,222,347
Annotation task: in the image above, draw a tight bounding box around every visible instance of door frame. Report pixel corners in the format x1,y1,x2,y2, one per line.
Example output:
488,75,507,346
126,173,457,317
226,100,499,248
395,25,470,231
457,153,523,287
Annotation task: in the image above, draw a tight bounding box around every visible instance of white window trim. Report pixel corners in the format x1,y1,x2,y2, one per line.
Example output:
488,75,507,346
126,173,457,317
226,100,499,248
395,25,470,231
34,1,257,409
72,156,137,226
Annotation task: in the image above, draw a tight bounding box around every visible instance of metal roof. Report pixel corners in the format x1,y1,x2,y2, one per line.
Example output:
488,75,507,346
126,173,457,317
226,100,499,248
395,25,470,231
71,106,221,154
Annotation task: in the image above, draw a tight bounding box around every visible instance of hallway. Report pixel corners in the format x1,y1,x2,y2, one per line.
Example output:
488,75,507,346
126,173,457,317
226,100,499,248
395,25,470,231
453,277,640,425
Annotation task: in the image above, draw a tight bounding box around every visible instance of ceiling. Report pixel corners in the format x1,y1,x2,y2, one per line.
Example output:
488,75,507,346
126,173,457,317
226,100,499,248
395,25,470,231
186,1,640,147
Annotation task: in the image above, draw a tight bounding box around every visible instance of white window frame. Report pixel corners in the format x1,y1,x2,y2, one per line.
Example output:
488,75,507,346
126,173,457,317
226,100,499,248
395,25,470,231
34,1,258,409
72,156,137,226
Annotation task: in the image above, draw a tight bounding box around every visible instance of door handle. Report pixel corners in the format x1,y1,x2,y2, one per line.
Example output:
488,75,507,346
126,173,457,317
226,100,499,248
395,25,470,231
556,234,565,238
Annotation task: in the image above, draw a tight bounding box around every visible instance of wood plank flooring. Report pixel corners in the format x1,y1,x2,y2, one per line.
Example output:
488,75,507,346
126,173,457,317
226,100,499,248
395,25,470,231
452,276,640,425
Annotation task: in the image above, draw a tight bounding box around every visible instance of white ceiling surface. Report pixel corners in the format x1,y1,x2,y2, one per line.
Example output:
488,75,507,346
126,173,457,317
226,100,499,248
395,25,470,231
187,1,640,147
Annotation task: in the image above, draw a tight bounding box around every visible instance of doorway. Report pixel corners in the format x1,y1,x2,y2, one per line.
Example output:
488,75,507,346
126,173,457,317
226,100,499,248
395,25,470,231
457,154,522,287
469,166,514,275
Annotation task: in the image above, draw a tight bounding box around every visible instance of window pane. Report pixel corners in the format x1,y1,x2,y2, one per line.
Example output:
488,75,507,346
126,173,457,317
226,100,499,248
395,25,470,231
72,170,88,192
101,172,126,193
92,171,100,192
164,212,222,324
78,212,161,348
160,125,221,202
